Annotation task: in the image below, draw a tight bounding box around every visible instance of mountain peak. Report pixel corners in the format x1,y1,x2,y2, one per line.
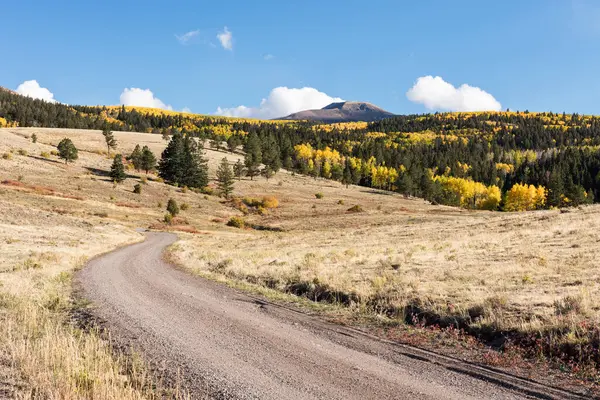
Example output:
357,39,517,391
280,101,394,123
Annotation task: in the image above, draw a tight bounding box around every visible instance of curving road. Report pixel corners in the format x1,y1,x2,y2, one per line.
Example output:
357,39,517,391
77,232,583,399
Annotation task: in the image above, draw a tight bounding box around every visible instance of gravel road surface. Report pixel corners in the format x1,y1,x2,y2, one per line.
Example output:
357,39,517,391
77,232,584,400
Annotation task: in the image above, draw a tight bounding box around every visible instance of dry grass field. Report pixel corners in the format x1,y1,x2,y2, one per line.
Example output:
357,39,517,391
1,126,599,395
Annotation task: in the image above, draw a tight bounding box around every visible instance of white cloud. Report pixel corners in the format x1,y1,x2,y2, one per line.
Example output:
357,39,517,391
15,80,57,103
119,88,172,110
217,26,233,50
406,75,501,112
215,86,343,119
175,29,200,44
263,54,274,60
182,107,192,113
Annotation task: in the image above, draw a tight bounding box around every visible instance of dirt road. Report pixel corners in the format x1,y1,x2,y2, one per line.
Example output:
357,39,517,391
77,232,583,399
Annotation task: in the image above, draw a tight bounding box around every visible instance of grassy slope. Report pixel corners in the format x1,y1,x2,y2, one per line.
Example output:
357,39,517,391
1,127,599,395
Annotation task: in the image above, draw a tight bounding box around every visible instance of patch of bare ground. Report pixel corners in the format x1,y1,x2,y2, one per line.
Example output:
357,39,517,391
1,127,599,395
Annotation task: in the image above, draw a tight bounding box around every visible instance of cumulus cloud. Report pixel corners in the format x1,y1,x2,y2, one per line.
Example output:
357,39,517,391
119,88,172,110
15,80,57,103
175,29,200,44
406,75,501,112
215,86,343,119
217,26,233,50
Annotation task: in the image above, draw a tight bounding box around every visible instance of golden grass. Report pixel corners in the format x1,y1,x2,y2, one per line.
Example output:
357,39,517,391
2,126,600,384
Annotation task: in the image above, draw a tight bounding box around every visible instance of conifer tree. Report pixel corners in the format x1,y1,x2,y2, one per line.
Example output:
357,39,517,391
129,144,142,171
244,132,262,180
179,135,209,188
102,126,117,156
233,159,245,180
110,154,126,183
140,146,157,174
159,133,184,183
261,134,281,174
216,157,235,198
342,161,353,188
57,138,78,164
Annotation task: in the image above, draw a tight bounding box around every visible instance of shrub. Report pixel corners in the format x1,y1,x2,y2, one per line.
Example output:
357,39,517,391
17,149,27,156
337,199,344,205
140,176,148,184
133,184,142,194
180,203,189,211
347,205,364,213
181,186,188,193
163,213,173,224
167,198,179,216
261,196,279,209
40,151,50,158
94,212,108,218
315,192,324,199
242,197,262,207
157,201,163,208
201,186,214,196
50,150,59,156
31,133,38,143
554,295,585,316
2,152,12,160
227,216,245,228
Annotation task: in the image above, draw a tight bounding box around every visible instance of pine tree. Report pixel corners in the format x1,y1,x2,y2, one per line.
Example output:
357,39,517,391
233,159,245,180
216,157,235,198
262,165,274,181
159,133,184,183
129,144,142,171
227,135,241,153
140,146,157,174
244,132,262,180
110,154,126,183
261,134,281,174
179,135,209,188
102,126,117,156
341,161,353,188
57,138,78,164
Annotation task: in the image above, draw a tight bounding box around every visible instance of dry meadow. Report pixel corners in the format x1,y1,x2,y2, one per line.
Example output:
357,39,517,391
1,127,599,395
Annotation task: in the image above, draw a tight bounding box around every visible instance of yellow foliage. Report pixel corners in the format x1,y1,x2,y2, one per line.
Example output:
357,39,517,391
504,184,547,212
434,175,501,210
495,163,514,174
0,117,7,127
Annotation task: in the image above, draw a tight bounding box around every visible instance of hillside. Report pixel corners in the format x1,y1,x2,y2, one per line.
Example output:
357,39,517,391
0,127,599,396
1,88,600,212
280,101,395,122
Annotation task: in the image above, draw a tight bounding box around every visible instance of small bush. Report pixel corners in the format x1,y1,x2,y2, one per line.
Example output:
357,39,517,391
180,203,189,211
181,186,188,193
261,196,279,209
227,216,245,228
31,133,38,143
242,197,262,207
164,213,173,224
315,192,324,199
554,295,585,316
50,150,59,156
347,205,364,213
201,186,214,196
133,184,142,194
337,199,344,205
17,149,28,156
94,212,108,218
155,177,164,183
40,151,50,158
157,201,163,208
257,206,267,215
2,152,12,160
167,198,179,216
140,176,148,184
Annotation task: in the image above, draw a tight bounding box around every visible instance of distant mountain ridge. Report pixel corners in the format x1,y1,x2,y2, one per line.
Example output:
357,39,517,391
280,101,395,123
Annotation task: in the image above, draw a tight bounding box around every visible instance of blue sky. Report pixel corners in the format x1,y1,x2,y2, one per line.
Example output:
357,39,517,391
2,0,600,117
